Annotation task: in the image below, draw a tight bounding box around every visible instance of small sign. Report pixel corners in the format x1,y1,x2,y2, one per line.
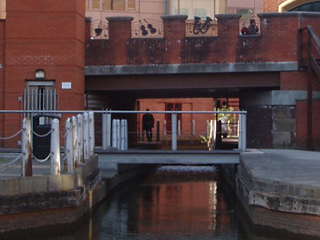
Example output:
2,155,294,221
62,82,72,89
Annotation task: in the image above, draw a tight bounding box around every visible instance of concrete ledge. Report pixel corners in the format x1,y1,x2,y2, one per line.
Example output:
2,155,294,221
85,62,298,76
236,149,320,237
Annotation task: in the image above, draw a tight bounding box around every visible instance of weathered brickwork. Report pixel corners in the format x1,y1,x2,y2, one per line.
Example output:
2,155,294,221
86,13,320,67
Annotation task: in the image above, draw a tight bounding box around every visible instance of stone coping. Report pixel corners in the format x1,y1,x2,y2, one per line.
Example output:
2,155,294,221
0,155,99,197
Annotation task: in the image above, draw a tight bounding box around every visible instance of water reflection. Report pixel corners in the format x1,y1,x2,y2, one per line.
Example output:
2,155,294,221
2,166,316,240
93,166,238,240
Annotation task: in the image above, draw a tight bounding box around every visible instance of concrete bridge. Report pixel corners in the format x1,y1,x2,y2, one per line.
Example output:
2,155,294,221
85,12,320,151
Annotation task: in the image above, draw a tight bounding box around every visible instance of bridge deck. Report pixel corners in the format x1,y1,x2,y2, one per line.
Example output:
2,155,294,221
98,149,240,165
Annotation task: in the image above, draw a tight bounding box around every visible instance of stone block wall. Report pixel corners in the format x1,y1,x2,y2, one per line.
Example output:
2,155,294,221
272,106,296,148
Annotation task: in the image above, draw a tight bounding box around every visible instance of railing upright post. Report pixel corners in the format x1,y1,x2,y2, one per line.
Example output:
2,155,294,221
238,114,242,151
77,114,84,164
89,111,95,158
83,112,90,161
192,120,195,136
242,112,247,151
102,111,107,150
65,118,74,173
238,112,247,151
172,111,177,151
22,118,32,177
156,120,160,142
163,120,167,136
103,110,112,150
72,116,79,169
50,118,61,175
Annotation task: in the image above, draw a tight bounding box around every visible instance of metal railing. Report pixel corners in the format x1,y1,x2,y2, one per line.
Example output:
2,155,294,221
0,110,247,153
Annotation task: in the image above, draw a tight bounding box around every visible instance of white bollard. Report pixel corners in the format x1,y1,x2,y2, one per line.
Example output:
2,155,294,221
107,112,112,148
65,118,74,173
89,111,95,158
163,120,167,136
120,119,125,150
116,119,120,150
77,114,84,164
72,116,79,169
22,118,32,177
178,120,181,136
50,118,61,175
102,112,107,150
112,119,117,149
124,120,128,150
83,112,90,161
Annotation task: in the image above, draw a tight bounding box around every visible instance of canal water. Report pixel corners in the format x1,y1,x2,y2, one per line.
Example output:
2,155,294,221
6,166,314,240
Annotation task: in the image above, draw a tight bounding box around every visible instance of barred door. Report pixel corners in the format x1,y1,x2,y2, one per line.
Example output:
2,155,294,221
22,81,58,122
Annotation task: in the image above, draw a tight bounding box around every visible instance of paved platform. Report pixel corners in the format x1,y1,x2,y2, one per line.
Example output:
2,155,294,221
236,149,320,237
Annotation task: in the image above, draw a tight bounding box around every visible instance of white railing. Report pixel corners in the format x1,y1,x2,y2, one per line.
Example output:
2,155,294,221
0,110,247,174
2,111,96,177
100,110,247,151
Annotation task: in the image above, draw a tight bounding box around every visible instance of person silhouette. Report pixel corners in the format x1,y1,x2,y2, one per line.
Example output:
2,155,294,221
142,109,154,142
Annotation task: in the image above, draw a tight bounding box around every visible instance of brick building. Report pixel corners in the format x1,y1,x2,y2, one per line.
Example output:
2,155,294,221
0,0,319,150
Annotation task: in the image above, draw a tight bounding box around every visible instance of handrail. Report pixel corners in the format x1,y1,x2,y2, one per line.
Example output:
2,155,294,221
298,25,320,69
298,25,320,151
0,110,247,115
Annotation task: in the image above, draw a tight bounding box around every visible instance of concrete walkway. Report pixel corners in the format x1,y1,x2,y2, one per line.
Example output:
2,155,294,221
237,149,320,237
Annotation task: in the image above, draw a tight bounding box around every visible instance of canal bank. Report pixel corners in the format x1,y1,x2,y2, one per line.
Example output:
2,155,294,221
236,149,320,237
0,151,156,236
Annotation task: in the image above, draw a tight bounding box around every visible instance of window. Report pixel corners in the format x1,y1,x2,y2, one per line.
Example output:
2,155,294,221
113,0,125,10
90,0,135,11
92,0,100,9
169,0,225,19
290,1,320,12
86,0,89,10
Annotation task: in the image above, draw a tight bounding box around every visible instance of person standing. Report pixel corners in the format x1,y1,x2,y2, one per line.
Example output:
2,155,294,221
142,109,154,142
248,19,259,35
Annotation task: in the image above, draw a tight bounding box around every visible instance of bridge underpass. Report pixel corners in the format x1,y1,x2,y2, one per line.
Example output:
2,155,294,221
97,149,241,180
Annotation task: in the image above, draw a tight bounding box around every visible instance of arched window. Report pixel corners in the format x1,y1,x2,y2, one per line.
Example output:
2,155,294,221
279,0,320,12
290,1,320,11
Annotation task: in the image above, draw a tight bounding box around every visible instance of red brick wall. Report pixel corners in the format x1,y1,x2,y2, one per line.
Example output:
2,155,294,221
0,21,4,140
2,0,86,147
296,100,320,149
86,13,320,66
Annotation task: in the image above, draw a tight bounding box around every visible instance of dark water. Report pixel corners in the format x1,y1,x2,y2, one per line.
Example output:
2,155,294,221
3,166,316,240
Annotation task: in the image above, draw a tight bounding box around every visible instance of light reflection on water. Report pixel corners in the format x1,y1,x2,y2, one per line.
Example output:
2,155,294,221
3,166,313,240
93,166,238,240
